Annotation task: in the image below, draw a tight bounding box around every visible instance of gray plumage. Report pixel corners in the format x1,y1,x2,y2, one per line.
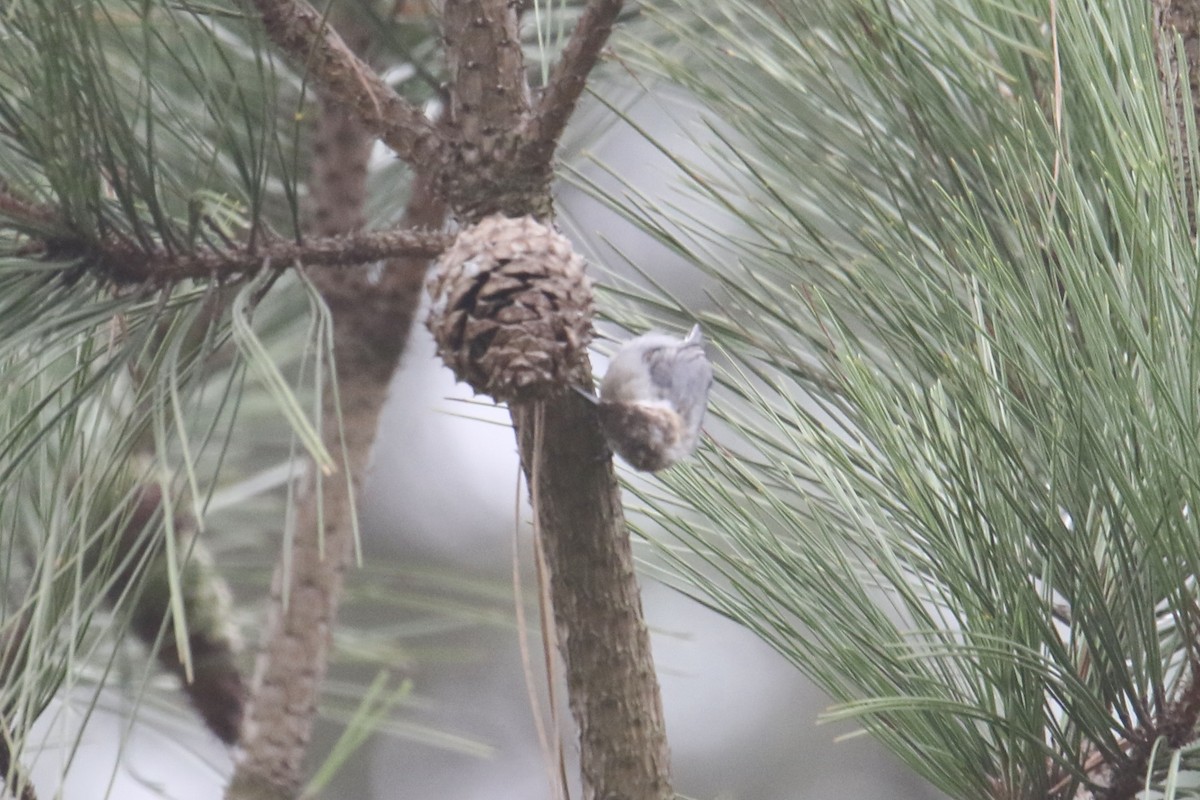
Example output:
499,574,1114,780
595,324,713,471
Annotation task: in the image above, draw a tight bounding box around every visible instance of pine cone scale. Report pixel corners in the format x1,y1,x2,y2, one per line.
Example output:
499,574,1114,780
427,215,594,402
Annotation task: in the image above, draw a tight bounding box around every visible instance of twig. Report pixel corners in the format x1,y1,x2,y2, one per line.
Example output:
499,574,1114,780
86,226,452,285
49,227,448,286
3,178,451,285
0,185,58,231
517,0,624,169
249,0,442,165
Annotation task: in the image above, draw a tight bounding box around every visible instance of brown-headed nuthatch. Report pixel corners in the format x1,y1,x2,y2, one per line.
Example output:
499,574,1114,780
581,324,713,472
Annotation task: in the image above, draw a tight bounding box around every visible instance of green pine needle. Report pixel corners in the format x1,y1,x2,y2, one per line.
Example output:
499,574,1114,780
610,0,1200,796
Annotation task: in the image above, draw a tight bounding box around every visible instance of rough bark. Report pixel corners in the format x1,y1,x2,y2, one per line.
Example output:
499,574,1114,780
227,13,444,799
437,0,550,219
0,183,450,286
1153,0,1200,231
249,0,440,165
441,0,528,141
513,395,673,800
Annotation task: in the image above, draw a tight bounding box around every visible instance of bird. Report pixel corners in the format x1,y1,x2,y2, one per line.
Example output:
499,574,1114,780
583,324,713,472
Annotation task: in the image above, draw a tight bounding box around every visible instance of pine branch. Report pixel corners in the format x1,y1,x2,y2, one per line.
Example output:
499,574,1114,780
428,0,672,794
249,0,443,165
0,184,451,284
106,483,245,746
228,11,446,798
512,397,673,800
518,0,624,169
0,184,58,232
441,0,529,140
83,227,452,285
437,0,546,218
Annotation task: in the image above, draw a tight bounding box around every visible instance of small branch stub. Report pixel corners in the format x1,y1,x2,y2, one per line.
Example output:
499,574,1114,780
427,215,593,402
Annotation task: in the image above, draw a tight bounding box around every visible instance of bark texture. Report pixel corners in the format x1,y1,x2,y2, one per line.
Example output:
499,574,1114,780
1154,0,1200,231
0,182,450,286
513,395,673,800
438,0,549,219
250,0,440,163
515,0,622,170
228,14,444,799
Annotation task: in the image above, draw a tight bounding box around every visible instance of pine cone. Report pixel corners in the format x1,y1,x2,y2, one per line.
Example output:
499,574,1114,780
427,215,594,402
